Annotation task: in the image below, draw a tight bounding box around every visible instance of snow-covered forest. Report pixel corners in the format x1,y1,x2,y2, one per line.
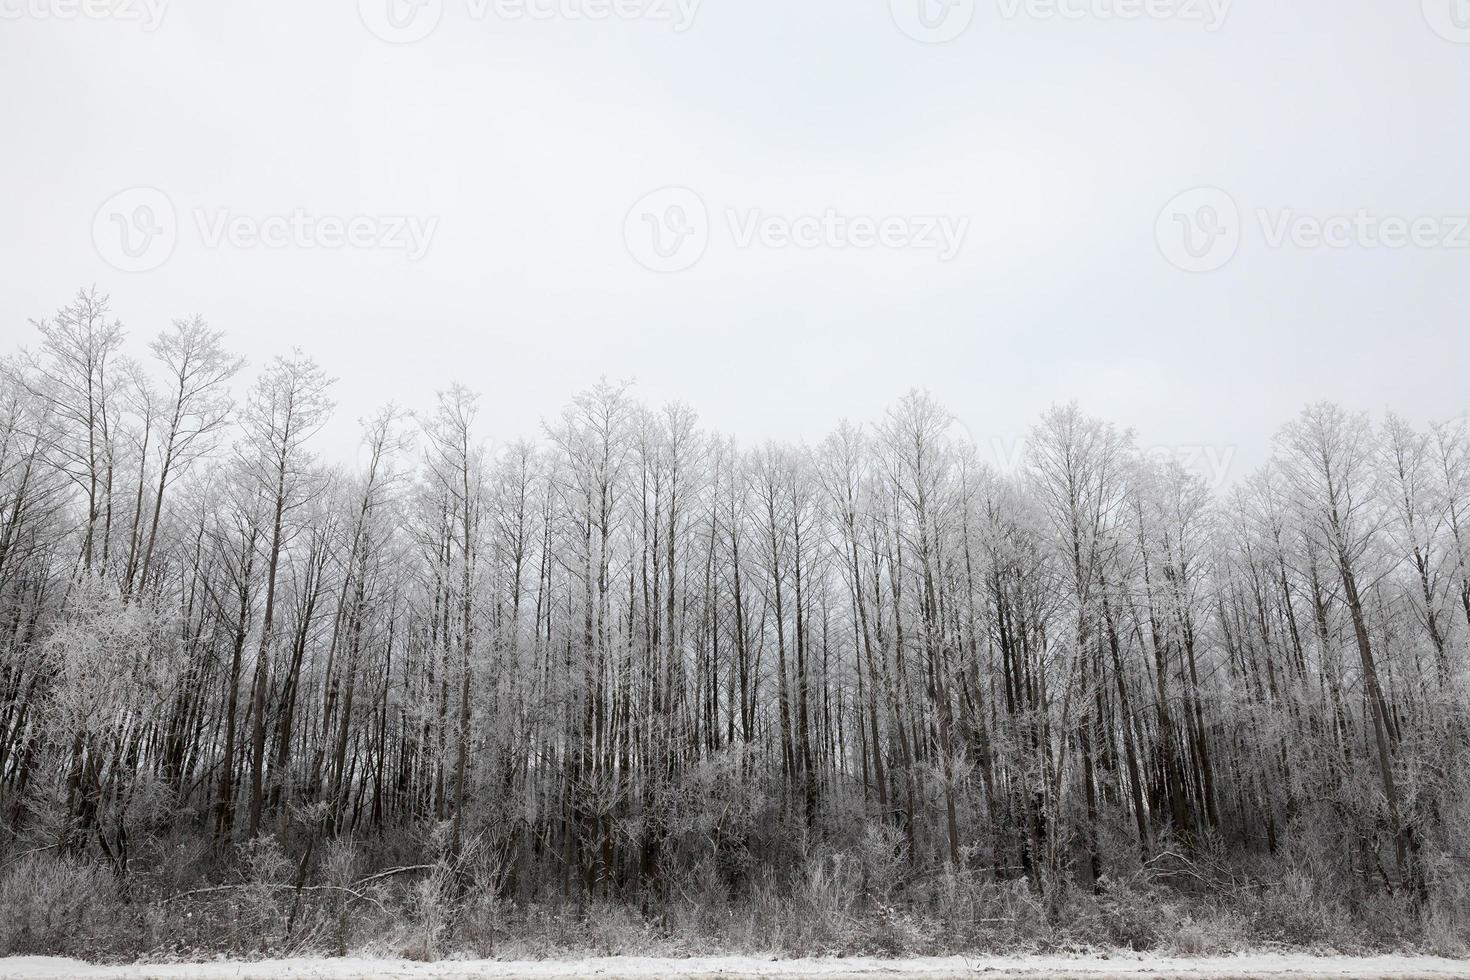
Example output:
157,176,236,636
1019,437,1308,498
1,287,1468,960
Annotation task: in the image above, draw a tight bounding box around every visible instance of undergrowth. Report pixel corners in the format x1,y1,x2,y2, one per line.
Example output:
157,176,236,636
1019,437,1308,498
1,834,1465,963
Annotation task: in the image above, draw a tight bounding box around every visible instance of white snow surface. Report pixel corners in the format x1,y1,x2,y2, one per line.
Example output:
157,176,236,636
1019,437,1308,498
2,954,1467,979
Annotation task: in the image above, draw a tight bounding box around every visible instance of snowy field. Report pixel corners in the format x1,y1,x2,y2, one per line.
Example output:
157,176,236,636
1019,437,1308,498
2,955,1468,980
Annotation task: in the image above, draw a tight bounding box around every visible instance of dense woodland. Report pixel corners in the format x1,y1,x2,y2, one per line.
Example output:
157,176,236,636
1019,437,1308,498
1,287,1468,958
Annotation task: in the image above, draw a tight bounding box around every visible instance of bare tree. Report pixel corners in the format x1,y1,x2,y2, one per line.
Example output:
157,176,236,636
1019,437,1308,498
237,350,335,839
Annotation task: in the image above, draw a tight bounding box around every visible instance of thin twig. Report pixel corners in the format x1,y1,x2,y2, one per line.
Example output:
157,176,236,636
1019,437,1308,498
1,843,58,869
354,863,436,887
162,881,388,913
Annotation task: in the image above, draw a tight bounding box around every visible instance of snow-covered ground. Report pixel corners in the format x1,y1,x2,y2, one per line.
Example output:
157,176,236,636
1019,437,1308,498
2,955,1467,979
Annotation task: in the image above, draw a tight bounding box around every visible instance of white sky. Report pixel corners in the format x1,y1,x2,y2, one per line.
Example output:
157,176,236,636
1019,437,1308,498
2,0,1468,484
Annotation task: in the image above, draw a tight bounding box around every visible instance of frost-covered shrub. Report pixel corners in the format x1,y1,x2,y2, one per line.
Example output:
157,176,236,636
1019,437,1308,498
455,888,503,957
1168,910,1248,957
402,864,453,960
321,837,362,955
853,823,908,905
0,854,126,957
1249,872,1341,947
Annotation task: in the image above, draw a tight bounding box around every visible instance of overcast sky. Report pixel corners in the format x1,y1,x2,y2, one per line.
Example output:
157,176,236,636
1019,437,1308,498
2,0,1468,486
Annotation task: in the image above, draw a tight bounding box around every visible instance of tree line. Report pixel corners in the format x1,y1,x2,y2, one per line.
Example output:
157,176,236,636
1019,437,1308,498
2,287,1467,916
